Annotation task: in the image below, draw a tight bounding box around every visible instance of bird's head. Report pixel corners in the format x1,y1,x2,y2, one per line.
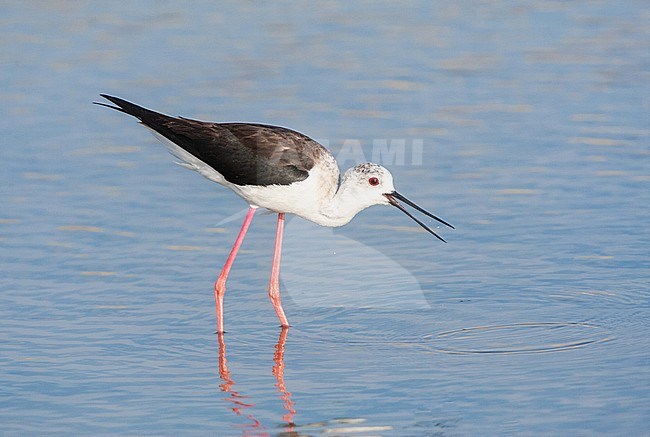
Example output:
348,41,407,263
342,162,395,205
343,162,454,242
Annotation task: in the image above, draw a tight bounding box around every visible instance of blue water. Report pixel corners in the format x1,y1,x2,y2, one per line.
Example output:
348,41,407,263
1,2,648,435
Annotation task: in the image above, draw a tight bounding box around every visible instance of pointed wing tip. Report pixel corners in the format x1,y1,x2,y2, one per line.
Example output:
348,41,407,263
94,94,123,111
93,101,115,109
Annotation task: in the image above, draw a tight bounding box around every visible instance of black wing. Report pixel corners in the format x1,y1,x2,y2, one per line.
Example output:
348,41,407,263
96,94,324,186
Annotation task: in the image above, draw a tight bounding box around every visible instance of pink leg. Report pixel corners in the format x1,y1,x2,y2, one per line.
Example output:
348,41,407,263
214,206,256,333
268,213,289,327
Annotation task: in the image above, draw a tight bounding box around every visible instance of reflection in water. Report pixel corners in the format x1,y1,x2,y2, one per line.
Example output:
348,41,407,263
272,328,296,431
217,328,296,435
217,333,265,435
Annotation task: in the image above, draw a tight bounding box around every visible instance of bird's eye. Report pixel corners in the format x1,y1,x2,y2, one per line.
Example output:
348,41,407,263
368,177,380,186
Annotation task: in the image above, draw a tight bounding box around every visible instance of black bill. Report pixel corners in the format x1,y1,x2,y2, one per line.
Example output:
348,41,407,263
384,191,454,242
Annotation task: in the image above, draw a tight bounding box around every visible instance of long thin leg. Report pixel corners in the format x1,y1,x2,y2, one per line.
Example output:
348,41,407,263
268,213,289,327
214,206,256,333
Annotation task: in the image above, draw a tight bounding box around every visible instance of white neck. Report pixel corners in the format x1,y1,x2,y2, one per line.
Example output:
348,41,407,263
311,180,376,227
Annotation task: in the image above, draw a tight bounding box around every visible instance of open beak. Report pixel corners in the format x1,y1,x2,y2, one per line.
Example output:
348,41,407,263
383,191,454,242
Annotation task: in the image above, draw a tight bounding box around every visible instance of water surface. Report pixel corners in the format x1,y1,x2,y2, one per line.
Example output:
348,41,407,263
1,1,648,435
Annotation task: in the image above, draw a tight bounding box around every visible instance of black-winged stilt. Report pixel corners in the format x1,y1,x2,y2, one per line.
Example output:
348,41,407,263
96,94,453,333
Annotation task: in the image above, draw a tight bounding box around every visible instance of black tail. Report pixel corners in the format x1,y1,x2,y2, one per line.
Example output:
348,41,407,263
94,94,169,122
94,94,224,180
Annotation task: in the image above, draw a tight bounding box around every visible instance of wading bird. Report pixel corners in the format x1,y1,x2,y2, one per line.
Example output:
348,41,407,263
97,95,453,333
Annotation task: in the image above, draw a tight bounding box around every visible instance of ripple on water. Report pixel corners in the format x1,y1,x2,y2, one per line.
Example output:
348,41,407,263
424,322,613,355
546,287,649,306
291,318,614,356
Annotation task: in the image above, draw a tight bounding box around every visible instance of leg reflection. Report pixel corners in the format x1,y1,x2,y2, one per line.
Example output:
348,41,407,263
216,329,298,435
273,327,296,430
217,333,266,435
